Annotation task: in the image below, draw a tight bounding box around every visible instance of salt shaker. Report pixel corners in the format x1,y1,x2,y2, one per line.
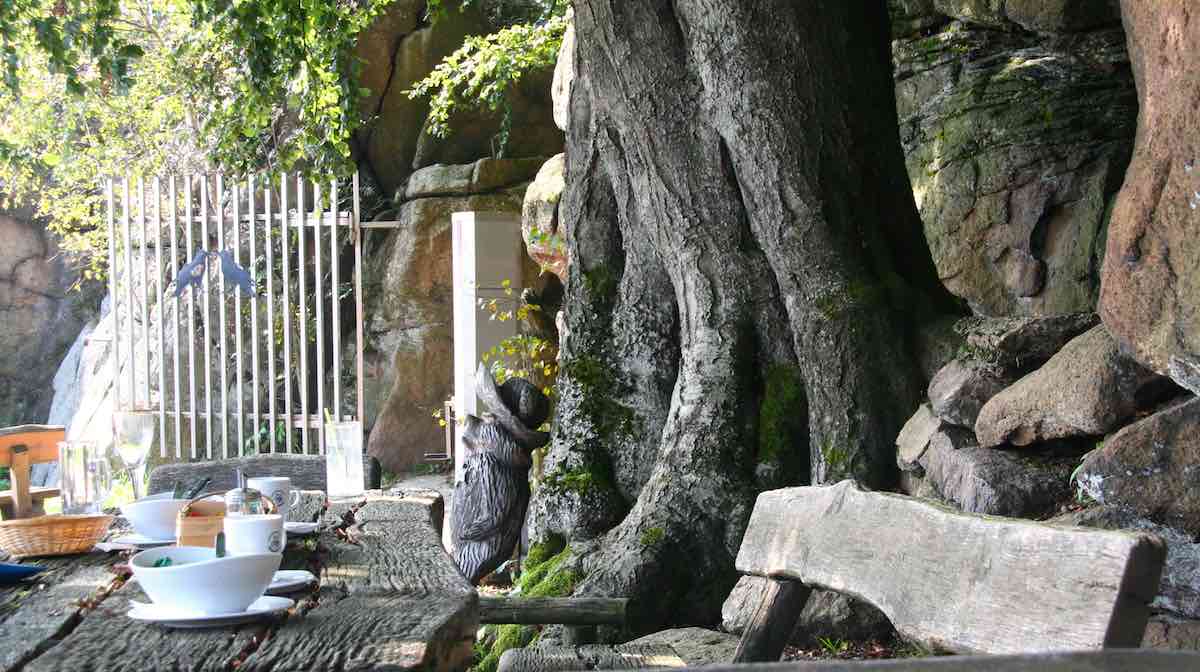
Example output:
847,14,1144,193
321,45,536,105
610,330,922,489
224,468,267,516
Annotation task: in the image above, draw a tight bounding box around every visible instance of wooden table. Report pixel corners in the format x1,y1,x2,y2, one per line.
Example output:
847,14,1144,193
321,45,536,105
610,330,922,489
0,490,477,671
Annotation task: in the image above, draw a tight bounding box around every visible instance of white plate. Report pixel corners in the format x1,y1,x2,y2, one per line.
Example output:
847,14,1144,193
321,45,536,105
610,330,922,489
127,595,294,628
266,570,316,595
110,533,175,547
284,522,319,535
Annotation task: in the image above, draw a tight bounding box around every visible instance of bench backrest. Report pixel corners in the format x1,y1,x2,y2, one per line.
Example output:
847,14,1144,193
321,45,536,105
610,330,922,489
0,425,65,466
147,453,383,495
736,480,1165,655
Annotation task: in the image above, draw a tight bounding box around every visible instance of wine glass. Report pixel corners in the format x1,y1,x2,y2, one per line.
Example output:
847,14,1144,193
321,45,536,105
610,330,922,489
58,440,114,514
113,412,156,501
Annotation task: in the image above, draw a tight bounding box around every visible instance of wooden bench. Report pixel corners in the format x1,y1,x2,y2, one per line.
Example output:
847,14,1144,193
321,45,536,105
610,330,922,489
146,452,383,495
0,425,64,519
733,480,1167,662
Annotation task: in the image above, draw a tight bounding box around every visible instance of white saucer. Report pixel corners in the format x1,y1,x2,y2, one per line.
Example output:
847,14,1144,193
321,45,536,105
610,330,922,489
284,522,319,535
266,570,317,595
127,595,294,628
111,533,175,547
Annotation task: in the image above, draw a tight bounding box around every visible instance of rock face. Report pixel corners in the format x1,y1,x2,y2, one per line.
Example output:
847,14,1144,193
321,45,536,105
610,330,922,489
521,154,567,280
974,325,1170,447
1075,397,1200,536
1056,505,1200,620
1098,1,1200,395
364,174,531,474
892,6,1136,316
355,4,563,195
928,358,1011,429
721,576,894,647
0,212,98,426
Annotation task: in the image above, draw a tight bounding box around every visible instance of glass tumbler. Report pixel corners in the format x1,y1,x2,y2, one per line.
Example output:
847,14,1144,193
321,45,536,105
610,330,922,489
325,421,365,498
58,440,113,514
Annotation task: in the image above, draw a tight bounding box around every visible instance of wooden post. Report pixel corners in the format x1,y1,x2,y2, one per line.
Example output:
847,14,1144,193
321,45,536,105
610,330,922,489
9,445,32,520
732,578,811,663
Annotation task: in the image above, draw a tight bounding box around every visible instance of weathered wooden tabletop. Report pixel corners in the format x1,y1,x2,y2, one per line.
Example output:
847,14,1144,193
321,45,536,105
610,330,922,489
0,490,477,672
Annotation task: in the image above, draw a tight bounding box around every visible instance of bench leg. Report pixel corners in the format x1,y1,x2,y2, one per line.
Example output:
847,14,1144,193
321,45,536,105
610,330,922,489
732,578,812,663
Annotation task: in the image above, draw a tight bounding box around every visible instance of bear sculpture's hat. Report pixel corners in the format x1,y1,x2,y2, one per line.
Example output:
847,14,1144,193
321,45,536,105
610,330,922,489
474,363,550,449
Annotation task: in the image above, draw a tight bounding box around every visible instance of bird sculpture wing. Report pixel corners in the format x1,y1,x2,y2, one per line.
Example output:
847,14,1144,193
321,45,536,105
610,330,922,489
452,453,516,542
216,250,258,296
173,249,209,297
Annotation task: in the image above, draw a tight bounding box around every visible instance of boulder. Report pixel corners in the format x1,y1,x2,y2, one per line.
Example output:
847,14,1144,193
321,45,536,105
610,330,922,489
403,157,546,201
894,18,1136,316
353,0,424,119
919,427,1072,518
974,325,1170,448
1075,397,1200,536
521,154,567,280
962,312,1099,367
1055,505,1200,620
551,10,574,131
896,403,942,472
364,189,526,474
1098,1,1200,395
0,213,97,426
928,358,1012,429
721,576,895,648
624,628,737,667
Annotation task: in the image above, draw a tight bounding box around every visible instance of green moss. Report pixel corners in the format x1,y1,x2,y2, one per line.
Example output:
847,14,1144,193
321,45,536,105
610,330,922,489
524,534,565,570
472,624,537,672
562,355,637,442
639,526,665,547
473,547,582,672
821,439,852,478
757,365,806,465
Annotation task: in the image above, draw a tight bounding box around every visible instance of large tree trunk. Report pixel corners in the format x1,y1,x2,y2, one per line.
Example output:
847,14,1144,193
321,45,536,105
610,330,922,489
530,0,956,635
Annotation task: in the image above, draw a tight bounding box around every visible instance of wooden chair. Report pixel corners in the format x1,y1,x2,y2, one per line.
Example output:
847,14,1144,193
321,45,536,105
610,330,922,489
147,453,383,495
0,425,65,519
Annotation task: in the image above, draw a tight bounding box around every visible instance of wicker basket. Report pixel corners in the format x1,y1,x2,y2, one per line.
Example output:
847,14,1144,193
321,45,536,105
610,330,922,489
0,514,113,559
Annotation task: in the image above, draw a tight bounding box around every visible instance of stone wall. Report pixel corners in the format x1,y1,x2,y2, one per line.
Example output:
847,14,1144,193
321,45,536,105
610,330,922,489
0,211,99,426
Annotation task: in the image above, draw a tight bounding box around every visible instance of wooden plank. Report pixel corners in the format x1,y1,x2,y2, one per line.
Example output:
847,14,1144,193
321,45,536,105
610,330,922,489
736,481,1165,654
238,494,478,672
0,426,64,466
658,651,1200,672
9,448,32,519
147,454,329,493
497,644,686,672
0,553,119,672
480,597,627,625
731,579,811,663
23,565,262,672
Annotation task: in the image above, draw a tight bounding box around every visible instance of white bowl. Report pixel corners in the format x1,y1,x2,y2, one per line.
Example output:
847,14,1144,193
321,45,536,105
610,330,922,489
121,492,189,540
130,546,281,614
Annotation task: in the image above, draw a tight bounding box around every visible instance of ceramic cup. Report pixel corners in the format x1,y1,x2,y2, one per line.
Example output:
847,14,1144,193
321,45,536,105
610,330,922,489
224,514,285,555
246,477,301,520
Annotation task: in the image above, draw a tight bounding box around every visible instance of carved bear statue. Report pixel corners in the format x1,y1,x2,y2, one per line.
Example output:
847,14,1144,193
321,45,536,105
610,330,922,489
451,364,550,584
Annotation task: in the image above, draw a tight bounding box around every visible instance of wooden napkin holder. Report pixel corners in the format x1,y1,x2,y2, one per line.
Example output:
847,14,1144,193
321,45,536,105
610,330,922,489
175,495,226,548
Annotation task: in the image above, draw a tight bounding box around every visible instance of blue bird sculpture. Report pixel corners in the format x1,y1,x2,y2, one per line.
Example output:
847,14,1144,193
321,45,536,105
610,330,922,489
216,250,258,297
173,249,210,297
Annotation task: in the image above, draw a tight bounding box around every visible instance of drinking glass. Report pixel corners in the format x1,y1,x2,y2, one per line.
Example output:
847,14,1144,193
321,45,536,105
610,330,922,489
58,441,113,514
112,412,155,501
325,421,364,498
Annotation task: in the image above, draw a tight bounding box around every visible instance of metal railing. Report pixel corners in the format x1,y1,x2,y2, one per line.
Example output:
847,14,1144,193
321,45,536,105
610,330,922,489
105,172,366,459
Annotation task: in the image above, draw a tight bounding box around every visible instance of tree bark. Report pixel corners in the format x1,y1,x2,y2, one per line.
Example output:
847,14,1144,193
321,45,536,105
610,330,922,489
530,0,956,636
